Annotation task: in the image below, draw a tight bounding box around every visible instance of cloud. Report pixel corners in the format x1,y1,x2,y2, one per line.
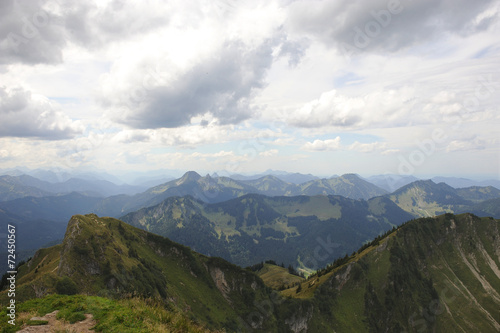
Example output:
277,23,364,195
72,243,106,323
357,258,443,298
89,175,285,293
60,0,176,49
381,149,400,155
348,141,387,153
445,136,489,152
103,38,276,129
286,0,499,54
288,87,417,129
276,36,309,67
259,149,279,156
301,138,390,153
0,86,82,139
0,0,175,65
0,0,66,64
288,90,364,128
301,137,341,151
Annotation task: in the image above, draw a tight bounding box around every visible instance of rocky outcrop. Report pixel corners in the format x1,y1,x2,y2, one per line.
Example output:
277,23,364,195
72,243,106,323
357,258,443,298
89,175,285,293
285,304,314,333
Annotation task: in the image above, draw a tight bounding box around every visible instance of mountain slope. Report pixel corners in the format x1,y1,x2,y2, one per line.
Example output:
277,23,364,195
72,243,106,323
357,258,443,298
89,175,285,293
95,172,390,218
432,176,500,189
240,175,297,196
93,171,257,217
0,210,67,274
455,186,500,203
281,213,500,332
0,174,145,198
459,197,500,218
121,193,414,271
364,174,419,192
3,213,498,332
0,175,54,201
0,214,288,331
0,192,102,222
231,171,319,184
387,180,473,217
297,174,388,199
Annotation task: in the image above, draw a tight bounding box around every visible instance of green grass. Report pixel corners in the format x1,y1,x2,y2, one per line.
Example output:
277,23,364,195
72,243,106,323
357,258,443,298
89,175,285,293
272,196,342,221
0,294,217,333
3,213,498,333
257,263,304,289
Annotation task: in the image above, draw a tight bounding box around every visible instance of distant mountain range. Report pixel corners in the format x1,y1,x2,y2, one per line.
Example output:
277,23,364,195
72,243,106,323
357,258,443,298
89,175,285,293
2,213,498,332
431,176,500,189
118,177,500,270
1,170,499,276
0,175,53,201
364,174,420,192
121,194,414,270
93,171,389,217
1,169,498,204
230,170,319,184
0,174,145,201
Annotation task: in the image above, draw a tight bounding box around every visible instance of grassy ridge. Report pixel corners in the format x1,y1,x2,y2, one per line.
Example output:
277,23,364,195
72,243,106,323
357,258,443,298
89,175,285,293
2,213,499,332
273,214,500,332
1,214,280,331
255,263,304,289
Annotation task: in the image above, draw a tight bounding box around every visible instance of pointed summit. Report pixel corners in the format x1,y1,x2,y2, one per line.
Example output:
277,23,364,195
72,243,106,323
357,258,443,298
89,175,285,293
177,171,201,184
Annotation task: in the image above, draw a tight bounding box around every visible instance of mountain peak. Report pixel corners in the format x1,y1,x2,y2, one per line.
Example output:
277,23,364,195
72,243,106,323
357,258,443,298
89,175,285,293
177,171,201,184
340,173,361,179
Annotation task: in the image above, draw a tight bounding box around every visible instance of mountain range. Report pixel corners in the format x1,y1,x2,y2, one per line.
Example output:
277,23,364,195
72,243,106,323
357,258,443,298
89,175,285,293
1,213,499,332
0,174,145,201
91,171,390,217
1,171,499,276
121,194,414,271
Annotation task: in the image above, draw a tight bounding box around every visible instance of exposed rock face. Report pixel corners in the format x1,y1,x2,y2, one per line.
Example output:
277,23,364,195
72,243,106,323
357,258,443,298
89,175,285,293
285,304,314,333
57,216,82,276
335,262,353,291
209,267,231,302
57,215,104,278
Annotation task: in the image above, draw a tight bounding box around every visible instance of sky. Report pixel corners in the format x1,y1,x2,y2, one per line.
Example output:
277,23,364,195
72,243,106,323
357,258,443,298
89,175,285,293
0,0,499,179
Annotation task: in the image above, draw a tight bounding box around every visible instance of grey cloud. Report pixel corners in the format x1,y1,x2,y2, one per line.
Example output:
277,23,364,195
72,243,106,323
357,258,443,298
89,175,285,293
287,0,498,54
0,0,66,64
0,86,82,139
278,36,309,67
113,40,275,129
60,1,170,50
0,0,171,64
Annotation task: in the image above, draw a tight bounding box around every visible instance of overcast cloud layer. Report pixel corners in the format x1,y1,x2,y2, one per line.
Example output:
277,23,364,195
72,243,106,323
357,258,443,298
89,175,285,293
0,0,499,178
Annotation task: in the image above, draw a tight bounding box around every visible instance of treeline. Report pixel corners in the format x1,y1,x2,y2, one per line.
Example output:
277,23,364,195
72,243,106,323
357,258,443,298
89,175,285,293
308,224,405,280
247,260,283,272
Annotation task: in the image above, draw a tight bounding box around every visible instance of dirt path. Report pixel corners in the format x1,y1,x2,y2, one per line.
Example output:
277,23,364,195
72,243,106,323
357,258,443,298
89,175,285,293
17,310,96,332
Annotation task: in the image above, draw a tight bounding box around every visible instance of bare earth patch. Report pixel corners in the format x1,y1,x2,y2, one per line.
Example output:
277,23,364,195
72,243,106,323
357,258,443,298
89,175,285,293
18,310,96,332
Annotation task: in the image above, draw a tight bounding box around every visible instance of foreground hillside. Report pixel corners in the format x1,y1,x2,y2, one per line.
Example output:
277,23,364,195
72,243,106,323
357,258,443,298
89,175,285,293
0,294,216,332
282,213,500,332
1,213,499,332
0,214,306,332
